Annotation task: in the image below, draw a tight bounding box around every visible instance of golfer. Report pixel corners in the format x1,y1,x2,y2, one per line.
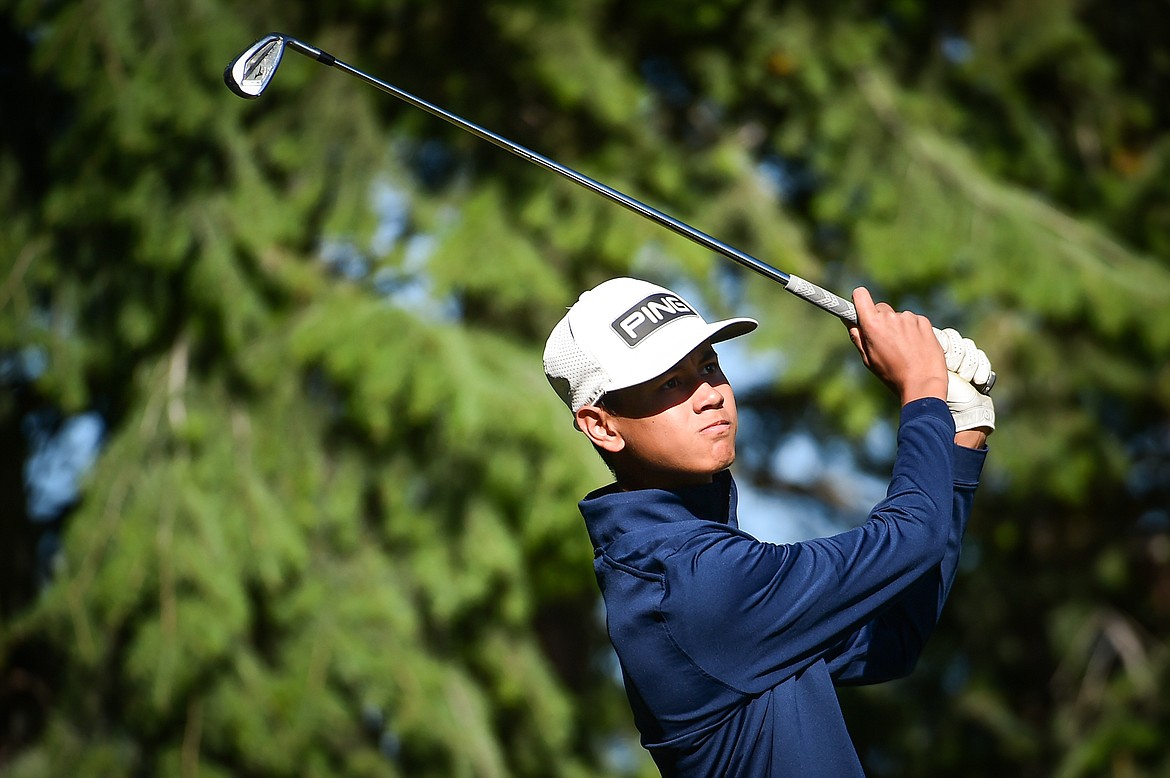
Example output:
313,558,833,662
543,277,994,776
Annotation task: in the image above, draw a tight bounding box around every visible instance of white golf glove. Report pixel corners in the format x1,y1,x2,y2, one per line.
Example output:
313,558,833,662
934,328,995,432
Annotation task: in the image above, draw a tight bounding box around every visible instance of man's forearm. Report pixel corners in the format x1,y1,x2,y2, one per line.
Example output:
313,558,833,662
955,429,988,450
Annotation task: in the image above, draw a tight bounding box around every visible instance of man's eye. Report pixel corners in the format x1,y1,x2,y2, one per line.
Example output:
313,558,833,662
702,360,720,375
660,377,681,391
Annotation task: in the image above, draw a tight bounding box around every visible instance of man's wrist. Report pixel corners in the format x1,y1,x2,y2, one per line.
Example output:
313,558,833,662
955,429,989,450
900,377,948,406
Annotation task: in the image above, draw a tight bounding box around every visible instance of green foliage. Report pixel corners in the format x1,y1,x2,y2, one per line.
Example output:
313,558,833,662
2,0,1169,775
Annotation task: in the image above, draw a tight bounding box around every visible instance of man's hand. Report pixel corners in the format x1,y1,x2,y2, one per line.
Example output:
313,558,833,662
847,287,947,405
935,328,995,447
935,328,993,390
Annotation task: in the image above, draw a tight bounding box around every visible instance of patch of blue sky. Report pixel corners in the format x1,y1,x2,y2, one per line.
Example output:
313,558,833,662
24,410,105,522
940,35,974,65
369,178,411,256
375,233,462,321
738,433,889,545
0,346,48,384
736,487,849,546
318,238,370,280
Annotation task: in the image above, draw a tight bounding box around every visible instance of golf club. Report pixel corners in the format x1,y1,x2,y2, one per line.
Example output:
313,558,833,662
224,33,994,393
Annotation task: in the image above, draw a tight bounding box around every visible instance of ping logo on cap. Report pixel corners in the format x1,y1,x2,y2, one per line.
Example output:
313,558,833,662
611,294,696,346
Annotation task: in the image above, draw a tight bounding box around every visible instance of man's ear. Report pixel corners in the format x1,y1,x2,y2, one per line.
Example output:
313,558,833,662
575,406,625,453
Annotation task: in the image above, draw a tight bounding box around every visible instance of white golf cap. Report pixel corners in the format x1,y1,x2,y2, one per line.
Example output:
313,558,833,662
543,277,758,413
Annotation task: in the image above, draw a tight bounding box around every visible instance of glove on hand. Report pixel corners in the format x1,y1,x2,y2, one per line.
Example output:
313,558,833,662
934,328,995,432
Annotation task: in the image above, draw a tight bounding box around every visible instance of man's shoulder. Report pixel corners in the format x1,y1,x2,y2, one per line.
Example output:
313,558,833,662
599,518,759,576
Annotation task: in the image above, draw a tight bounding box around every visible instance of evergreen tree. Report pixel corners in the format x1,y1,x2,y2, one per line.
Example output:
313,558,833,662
2,0,1168,775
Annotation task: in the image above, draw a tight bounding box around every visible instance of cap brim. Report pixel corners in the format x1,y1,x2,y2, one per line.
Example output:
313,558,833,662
709,317,758,345
600,316,758,397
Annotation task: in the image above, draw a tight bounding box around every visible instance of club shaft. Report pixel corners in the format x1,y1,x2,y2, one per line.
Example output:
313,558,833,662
271,38,998,393
278,36,995,393
285,40,796,289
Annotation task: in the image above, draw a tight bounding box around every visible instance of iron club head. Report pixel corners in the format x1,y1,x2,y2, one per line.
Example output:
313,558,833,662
224,34,287,98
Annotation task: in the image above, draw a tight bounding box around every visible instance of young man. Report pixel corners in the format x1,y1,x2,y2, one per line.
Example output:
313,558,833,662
543,277,994,776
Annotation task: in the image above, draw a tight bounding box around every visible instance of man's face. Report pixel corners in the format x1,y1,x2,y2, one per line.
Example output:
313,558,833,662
591,342,738,490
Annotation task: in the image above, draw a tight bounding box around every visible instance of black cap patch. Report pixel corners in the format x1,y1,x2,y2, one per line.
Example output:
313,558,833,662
611,293,697,346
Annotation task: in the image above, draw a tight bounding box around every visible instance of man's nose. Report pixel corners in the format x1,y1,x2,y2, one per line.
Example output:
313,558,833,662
693,380,725,410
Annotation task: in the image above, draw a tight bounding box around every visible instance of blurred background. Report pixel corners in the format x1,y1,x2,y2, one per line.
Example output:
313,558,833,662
2,0,1169,775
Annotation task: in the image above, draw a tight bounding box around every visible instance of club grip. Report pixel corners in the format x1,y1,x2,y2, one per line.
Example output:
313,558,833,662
784,274,996,394
784,274,858,323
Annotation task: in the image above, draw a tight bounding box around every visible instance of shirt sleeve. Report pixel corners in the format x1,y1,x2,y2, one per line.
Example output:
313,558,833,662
657,399,971,694
823,441,986,684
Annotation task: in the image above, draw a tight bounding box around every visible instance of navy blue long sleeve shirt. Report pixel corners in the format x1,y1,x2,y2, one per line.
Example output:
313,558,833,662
578,398,987,776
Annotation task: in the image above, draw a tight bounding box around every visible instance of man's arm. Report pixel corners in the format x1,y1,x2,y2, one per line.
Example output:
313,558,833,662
955,429,988,449
824,441,985,684
826,329,996,683
660,399,960,693
659,292,994,692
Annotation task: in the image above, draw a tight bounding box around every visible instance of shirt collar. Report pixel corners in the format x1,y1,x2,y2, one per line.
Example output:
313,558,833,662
578,470,739,549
